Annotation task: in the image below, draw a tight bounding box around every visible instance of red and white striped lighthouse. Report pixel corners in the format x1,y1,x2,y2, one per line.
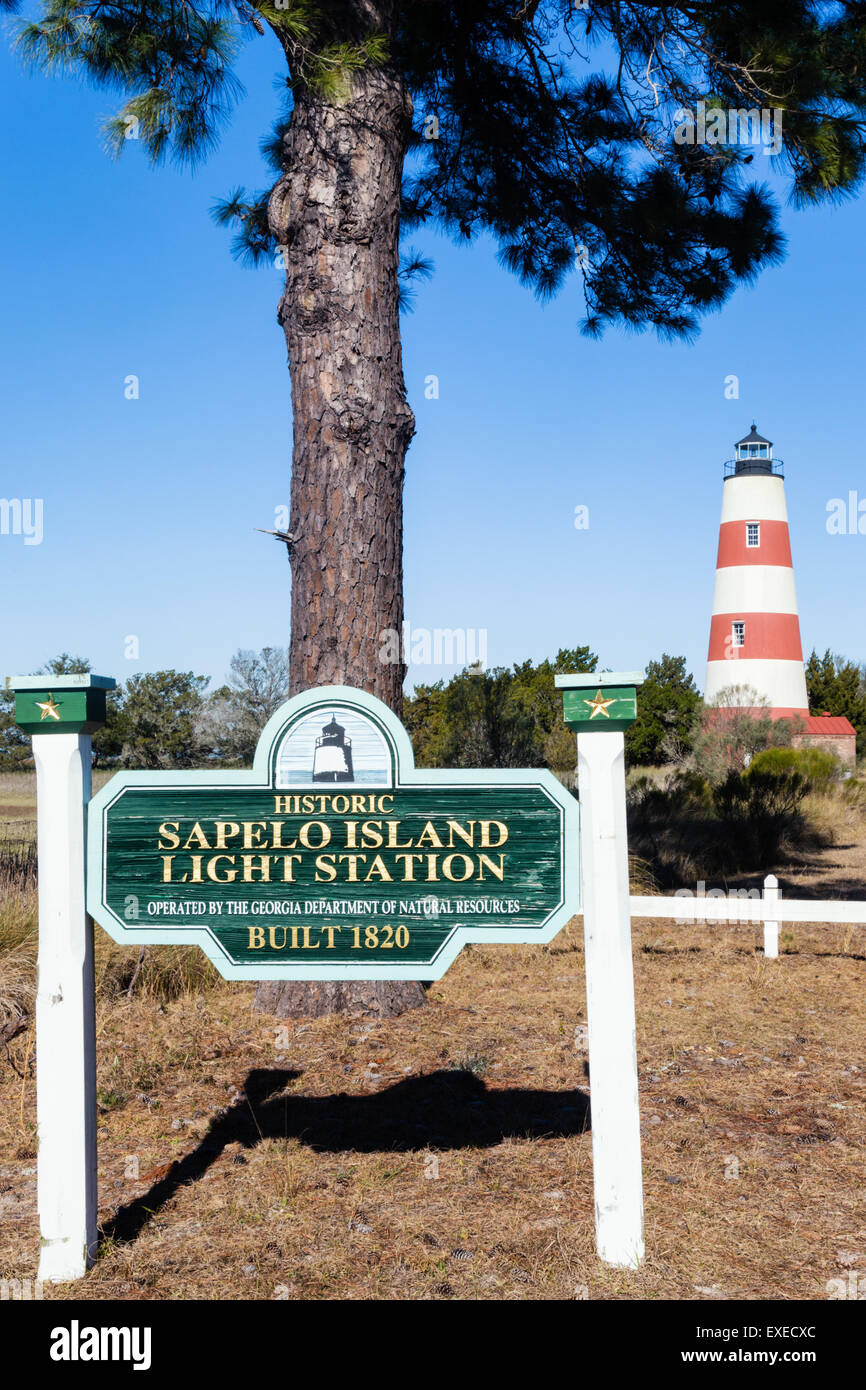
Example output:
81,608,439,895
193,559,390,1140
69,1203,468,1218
705,425,809,717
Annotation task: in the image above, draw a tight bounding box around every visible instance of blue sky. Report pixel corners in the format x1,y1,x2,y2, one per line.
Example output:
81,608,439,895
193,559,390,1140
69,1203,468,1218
2,25,865,698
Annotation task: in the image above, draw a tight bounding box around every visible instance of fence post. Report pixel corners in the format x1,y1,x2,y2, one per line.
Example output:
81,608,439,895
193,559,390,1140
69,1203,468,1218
763,873,780,959
557,670,645,1269
6,673,114,1282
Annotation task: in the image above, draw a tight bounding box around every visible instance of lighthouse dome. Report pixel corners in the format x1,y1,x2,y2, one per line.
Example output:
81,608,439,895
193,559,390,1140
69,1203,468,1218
732,424,775,475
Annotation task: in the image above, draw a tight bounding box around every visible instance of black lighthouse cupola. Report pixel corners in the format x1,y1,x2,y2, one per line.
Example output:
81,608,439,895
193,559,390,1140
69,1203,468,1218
731,423,775,475
312,714,355,783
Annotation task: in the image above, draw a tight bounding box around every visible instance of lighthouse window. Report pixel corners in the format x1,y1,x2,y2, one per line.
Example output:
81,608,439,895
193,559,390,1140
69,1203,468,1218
746,522,760,547
732,621,746,648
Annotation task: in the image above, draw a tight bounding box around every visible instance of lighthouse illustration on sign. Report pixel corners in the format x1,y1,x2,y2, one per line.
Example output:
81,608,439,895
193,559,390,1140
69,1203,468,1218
705,425,809,716
311,713,355,782
275,705,391,785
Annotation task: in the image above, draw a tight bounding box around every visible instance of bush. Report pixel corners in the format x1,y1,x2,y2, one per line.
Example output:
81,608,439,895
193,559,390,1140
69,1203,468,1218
748,746,839,791
711,763,812,865
626,771,716,885
628,771,711,818
626,759,828,882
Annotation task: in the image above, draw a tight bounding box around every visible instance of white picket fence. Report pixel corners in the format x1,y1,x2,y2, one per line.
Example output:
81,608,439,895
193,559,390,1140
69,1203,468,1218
629,875,866,958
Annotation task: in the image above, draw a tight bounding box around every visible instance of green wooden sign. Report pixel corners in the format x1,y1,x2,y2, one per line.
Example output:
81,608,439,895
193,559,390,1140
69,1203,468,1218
87,687,580,980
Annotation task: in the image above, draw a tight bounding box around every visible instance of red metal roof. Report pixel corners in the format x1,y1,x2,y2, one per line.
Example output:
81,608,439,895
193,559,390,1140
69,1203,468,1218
800,715,857,737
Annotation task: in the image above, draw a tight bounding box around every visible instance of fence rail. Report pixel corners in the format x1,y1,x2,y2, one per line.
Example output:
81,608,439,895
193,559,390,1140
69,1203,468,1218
630,874,866,957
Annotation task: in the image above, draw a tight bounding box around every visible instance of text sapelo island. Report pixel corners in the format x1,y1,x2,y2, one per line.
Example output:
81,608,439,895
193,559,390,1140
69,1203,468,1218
155,794,511,886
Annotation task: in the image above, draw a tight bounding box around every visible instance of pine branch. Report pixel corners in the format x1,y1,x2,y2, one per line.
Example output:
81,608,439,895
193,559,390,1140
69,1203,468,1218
12,0,866,338
210,189,275,264
397,245,434,311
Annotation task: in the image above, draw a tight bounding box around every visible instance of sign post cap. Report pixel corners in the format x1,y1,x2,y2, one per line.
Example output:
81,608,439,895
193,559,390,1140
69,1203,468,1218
554,670,644,690
6,674,116,692
556,671,642,732
7,674,116,735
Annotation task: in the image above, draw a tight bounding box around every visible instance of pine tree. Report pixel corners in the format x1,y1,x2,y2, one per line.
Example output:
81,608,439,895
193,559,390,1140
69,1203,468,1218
805,649,866,748
11,0,866,1015
625,654,701,767
403,646,598,769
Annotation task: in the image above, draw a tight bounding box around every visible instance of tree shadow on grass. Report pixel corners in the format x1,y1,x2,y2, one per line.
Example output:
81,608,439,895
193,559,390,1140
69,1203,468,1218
103,1068,590,1247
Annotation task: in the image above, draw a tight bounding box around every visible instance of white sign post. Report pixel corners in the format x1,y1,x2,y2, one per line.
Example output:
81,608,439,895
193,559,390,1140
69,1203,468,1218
7,674,115,1282
557,671,645,1269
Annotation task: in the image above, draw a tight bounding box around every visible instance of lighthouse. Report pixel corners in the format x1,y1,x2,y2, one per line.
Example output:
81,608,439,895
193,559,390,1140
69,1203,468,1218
312,714,355,782
704,426,809,717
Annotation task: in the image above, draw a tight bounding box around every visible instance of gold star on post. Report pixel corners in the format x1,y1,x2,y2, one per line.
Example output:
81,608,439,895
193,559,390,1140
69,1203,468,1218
585,689,616,719
35,694,61,721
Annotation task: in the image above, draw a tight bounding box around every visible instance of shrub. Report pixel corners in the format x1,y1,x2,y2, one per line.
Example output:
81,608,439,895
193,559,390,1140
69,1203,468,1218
712,763,811,865
748,746,839,791
690,685,802,784
626,771,717,885
627,759,828,881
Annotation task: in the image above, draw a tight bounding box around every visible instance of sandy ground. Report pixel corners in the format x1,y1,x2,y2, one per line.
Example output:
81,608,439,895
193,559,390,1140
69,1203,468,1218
1,912,864,1301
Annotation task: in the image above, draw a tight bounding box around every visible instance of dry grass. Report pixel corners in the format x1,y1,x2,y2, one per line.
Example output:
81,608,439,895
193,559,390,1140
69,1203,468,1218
0,769,113,822
0,837,36,896
1,787,865,1301
0,895,37,1029
0,770,107,894
0,773,38,822
0,892,222,1020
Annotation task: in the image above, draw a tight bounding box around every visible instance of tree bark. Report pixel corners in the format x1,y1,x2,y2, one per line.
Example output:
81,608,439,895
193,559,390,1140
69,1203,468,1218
271,19,413,715
254,6,425,1019
254,978,427,1021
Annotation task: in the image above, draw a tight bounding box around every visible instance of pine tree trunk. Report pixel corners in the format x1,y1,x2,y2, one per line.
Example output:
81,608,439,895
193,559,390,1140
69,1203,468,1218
254,12,425,1020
